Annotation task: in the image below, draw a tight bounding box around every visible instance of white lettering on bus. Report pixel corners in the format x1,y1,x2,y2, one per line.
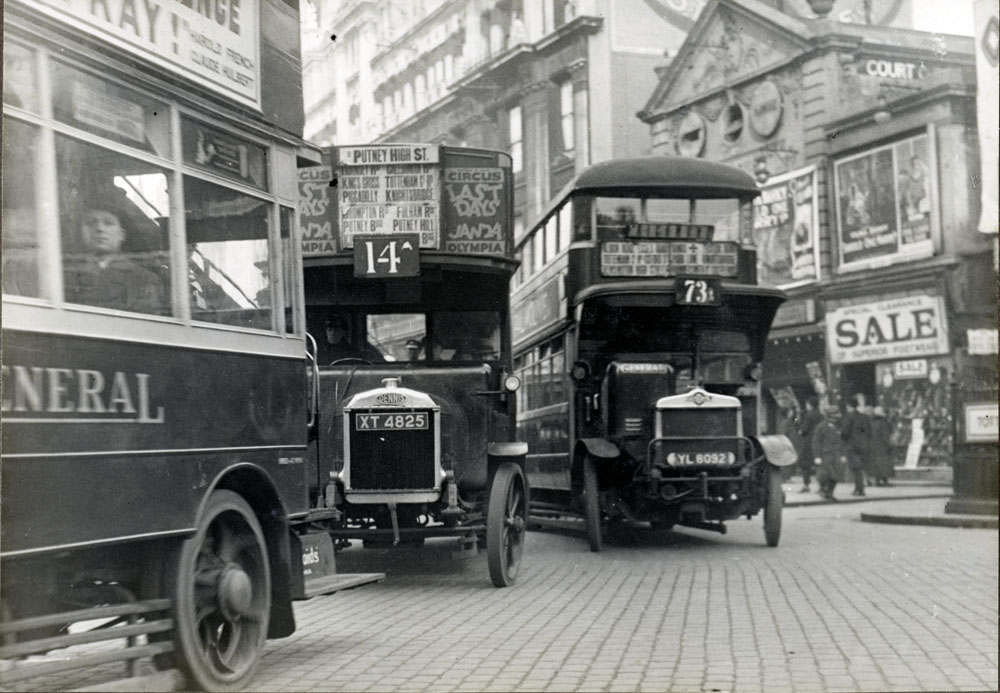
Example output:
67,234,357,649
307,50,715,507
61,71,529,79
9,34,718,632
1,365,165,423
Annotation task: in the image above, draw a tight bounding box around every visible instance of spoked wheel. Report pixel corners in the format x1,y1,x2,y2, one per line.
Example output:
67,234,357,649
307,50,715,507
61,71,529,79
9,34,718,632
582,455,603,552
172,490,271,691
487,462,527,587
764,465,784,547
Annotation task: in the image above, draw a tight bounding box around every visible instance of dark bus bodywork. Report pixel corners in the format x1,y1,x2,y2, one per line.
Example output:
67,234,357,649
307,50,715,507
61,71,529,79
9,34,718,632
512,157,795,550
1,6,380,689
303,145,527,587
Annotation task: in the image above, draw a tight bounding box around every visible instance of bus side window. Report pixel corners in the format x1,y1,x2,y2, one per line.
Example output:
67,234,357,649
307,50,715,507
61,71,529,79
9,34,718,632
2,118,41,298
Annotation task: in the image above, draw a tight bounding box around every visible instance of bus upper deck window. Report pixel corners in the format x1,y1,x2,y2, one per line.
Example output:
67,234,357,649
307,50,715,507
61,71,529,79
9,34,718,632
56,135,172,316
694,198,741,242
184,177,272,330
50,61,171,159
2,118,41,298
3,42,39,113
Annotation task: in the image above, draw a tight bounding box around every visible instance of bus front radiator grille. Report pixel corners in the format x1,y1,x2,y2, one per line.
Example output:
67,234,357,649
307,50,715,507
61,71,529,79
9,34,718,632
348,423,436,491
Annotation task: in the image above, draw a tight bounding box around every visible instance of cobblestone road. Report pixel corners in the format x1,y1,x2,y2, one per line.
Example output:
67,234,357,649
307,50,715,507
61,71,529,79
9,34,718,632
250,497,998,693
10,497,997,692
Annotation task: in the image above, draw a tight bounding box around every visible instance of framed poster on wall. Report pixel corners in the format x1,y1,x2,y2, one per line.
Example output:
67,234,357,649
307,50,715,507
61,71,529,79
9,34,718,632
833,131,937,272
751,165,820,288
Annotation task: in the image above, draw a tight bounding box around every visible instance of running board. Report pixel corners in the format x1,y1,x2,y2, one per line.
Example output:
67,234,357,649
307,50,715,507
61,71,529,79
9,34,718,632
301,572,385,599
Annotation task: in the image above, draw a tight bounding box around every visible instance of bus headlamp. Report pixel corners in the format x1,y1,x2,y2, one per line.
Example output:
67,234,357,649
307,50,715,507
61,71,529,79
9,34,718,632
745,362,763,381
503,375,521,392
571,361,590,382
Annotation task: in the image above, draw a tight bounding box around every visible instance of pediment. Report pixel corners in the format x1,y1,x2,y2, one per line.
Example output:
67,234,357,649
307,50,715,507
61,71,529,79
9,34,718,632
646,0,812,115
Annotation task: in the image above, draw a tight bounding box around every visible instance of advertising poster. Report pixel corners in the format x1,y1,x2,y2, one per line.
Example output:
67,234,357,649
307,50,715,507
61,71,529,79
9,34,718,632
23,0,261,109
442,168,509,256
834,133,935,269
751,166,819,288
298,166,336,257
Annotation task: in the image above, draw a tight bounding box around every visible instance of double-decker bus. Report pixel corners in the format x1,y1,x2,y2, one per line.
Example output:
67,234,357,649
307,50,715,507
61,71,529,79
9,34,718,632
511,156,796,551
1,3,380,690
301,144,528,587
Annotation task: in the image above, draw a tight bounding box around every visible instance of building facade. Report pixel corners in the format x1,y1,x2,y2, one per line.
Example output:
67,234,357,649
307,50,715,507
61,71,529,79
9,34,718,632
302,0,710,238
640,0,996,476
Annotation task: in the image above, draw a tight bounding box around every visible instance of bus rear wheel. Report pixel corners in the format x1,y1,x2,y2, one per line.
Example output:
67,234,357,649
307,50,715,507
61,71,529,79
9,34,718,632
487,463,527,587
764,465,784,547
583,455,603,553
172,490,271,691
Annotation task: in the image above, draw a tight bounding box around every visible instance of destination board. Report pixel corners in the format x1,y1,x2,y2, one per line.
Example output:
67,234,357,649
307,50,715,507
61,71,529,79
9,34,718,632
600,241,739,277
335,145,441,249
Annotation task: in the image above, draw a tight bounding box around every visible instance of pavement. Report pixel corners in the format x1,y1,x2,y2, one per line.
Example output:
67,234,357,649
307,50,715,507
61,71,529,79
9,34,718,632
779,475,999,528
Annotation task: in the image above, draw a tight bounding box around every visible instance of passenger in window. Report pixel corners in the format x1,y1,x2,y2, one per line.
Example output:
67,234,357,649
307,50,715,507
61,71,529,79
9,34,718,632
63,191,167,315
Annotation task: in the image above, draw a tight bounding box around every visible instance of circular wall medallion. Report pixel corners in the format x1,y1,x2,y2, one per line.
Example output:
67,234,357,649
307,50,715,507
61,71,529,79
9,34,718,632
676,111,706,157
722,103,744,142
749,81,783,138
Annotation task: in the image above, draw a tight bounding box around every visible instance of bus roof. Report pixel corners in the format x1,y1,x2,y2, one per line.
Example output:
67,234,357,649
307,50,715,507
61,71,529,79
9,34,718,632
574,157,759,197
529,156,760,232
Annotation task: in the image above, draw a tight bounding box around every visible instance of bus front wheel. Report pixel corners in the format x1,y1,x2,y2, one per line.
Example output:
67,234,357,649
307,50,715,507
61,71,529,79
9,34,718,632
764,465,784,547
582,455,603,553
487,463,527,587
172,490,271,691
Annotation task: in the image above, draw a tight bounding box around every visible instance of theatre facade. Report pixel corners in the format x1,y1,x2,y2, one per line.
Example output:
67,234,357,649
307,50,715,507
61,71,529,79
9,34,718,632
639,0,996,476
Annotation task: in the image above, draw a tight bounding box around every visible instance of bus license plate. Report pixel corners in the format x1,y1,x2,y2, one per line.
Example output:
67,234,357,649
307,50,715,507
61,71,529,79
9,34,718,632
667,451,735,465
355,412,429,431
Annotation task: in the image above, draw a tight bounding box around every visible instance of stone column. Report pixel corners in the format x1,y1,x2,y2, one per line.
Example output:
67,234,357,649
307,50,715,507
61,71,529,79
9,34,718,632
567,58,590,172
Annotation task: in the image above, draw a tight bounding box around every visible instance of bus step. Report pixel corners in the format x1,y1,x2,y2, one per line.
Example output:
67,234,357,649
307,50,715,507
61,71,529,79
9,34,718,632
528,515,584,533
451,534,478,560
300,572,385,599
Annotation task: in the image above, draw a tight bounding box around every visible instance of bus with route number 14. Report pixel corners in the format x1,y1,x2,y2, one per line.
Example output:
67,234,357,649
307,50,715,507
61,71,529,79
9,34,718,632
299,143,528,587
510,156,798,551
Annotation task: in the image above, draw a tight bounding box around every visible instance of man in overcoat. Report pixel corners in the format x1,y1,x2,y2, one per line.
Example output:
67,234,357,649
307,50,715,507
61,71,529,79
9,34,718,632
811,405,845,501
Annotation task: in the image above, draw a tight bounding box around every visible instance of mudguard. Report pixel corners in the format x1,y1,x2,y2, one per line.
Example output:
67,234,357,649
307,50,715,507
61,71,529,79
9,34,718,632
753,434,799,467
577,438,621,459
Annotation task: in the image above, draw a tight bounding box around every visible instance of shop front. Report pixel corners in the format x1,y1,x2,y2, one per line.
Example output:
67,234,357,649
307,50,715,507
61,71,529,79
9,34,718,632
825,293,954,470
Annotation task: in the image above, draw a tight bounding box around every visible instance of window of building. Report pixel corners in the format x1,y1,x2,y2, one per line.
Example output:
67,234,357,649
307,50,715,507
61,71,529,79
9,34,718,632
509,105,523,174
532,228,545,272
560,79,574,156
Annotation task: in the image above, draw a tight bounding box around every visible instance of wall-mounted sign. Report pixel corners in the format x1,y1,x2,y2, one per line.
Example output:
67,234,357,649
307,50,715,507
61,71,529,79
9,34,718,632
834,132,935,271
24,0,262,109
771,298,816,328
752,166,819,288
298,166,336,257
826,295,949,364
968,328,999,354
964,402,999,442
601,241,739,277
893,359,928,379
863,59,927,81
676,111,706,157
335,145,441,249
749,81,783,138
442,168,508,256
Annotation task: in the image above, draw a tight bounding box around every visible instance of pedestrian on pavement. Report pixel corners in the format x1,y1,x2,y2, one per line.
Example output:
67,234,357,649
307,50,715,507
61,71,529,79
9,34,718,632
797,395,823,493
840,393,872,496
869,405,894,486
811,404,845,500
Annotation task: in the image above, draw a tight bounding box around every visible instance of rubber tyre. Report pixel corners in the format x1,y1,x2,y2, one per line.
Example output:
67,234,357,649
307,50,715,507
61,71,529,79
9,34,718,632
764,465,784,547
172,490,271,691
582,455,603,553
486,463,527,587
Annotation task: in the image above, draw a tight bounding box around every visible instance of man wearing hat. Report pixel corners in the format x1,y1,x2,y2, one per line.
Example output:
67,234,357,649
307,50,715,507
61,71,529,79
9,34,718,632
63,190,166,315
810,404,846,501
